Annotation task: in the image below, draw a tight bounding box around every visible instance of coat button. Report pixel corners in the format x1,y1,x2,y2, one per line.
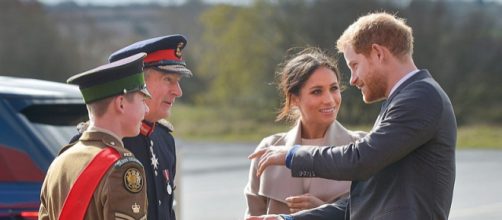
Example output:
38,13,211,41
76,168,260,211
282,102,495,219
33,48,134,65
158,200,162,206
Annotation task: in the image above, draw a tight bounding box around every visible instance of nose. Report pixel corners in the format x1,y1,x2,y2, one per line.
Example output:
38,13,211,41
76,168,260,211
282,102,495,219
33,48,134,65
323,92,335,104
172,81,182,98
349,71,357,86
144,102,150,114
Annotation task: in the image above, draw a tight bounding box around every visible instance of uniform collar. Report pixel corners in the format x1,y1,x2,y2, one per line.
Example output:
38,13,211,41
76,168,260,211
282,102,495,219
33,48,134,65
140,120,156,136
82,126,124,148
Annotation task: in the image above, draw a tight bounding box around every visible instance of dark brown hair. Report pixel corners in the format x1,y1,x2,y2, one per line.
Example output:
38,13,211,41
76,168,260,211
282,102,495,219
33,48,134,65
276,47,341,122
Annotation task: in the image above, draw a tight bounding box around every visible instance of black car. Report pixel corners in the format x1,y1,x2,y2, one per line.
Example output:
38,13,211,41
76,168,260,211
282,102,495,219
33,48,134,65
0,76,87,219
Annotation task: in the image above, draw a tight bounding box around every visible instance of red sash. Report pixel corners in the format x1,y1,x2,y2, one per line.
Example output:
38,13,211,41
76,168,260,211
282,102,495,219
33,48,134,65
59,147,121,220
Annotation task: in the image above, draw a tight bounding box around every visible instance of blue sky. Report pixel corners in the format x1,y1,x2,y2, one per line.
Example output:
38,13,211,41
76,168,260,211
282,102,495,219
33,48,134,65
38,0,252,6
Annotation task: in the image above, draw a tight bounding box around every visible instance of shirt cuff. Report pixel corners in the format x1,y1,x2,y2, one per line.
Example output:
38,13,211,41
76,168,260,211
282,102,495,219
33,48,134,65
279,214,294,220
285,145,300,169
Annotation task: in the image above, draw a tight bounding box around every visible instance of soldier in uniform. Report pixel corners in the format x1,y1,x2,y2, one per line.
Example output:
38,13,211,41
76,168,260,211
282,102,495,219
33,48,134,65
39,53,150,220
107,35,193,220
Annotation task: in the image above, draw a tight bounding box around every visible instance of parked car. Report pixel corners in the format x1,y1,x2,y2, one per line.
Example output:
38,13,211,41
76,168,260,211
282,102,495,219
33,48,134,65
0,76,87,220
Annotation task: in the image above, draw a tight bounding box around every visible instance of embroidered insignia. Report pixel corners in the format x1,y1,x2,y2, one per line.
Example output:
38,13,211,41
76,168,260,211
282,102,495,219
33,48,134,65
114,157,142,168
115,212,136,220
132,203,140,213
124,168,143,193
175,42,184,58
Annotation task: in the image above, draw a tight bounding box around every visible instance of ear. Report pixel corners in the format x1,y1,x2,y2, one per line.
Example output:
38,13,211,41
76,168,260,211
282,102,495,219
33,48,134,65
371,44,386,63
113,95,126,114
290,94,300,107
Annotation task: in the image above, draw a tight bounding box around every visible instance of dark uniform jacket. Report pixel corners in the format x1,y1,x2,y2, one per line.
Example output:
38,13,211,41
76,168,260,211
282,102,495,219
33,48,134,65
39,128,148,220
290,70,457,220
124,120,177,220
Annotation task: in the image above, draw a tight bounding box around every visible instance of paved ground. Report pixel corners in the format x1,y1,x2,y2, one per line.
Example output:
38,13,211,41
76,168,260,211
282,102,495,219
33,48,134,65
177,141,502,220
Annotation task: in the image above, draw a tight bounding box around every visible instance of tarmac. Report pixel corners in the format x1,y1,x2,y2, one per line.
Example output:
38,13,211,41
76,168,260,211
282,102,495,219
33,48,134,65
177,142,502,220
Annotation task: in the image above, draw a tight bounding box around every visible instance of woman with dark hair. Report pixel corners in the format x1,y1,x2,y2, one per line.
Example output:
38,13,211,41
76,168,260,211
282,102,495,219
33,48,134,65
244,48,366,217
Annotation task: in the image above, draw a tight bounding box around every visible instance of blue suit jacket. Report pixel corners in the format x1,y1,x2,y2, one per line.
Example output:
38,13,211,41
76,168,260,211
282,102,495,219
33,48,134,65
291,70,457,220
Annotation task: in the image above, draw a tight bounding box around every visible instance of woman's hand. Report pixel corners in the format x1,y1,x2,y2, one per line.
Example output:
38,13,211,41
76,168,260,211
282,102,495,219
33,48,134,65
285,193,325,213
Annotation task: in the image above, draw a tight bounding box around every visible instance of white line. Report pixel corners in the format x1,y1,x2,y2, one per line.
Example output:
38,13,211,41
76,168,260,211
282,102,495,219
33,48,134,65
450,202,502,218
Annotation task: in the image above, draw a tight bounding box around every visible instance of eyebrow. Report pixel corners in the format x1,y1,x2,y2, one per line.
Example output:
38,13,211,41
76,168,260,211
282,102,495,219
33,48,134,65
308,82,339,90
308,85,323,90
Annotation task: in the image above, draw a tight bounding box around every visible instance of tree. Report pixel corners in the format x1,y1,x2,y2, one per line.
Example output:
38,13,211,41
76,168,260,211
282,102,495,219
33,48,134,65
198,1,282,120
0,0,81,82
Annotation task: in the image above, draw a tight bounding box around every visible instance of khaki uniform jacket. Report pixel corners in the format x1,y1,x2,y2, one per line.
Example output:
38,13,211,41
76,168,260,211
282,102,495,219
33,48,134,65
244,121,366,216
39,129,147,220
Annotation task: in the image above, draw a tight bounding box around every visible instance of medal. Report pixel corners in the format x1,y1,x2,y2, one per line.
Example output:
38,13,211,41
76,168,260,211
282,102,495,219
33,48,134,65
163,169,172,195
167,183,172,195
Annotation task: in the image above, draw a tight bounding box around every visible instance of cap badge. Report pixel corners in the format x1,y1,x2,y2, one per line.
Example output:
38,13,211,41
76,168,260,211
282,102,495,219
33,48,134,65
175,42,184,58
124,168,143,193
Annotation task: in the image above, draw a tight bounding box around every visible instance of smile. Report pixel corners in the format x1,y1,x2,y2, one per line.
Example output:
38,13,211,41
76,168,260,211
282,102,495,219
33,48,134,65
320,108,335,113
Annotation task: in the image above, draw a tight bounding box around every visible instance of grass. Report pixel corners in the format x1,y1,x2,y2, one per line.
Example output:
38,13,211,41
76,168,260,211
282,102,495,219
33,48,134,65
169,104,502,149
456,125,502,149
169,103,289,142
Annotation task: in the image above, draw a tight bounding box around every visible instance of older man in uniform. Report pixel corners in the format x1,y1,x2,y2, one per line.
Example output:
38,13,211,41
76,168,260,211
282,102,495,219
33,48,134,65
108,34,192,220
39,53,150,220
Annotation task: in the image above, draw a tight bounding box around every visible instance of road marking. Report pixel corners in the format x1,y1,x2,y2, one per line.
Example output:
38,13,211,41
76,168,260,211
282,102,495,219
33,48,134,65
450,202,502,218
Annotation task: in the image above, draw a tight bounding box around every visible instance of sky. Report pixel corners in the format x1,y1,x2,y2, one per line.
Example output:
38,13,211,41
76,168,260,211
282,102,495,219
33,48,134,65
38,0,252,6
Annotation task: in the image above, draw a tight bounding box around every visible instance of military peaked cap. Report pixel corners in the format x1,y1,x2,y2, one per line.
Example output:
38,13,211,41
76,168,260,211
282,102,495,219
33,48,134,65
67,53,151,104
108,35,192,77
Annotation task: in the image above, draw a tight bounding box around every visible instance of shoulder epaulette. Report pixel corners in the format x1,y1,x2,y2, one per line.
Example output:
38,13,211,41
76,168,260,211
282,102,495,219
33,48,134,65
58,142,77,155
157,119,174,131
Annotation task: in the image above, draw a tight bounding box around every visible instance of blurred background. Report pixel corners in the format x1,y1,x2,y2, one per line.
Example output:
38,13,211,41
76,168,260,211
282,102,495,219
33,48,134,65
1,0,501,219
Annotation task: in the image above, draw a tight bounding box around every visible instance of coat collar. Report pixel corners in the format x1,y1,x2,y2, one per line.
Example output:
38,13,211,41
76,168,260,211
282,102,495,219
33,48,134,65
260,120,356,203
284,120,354,147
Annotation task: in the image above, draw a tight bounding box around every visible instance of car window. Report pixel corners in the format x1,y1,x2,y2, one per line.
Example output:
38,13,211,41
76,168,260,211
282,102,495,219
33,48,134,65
30,123,81,155
21,104,88,155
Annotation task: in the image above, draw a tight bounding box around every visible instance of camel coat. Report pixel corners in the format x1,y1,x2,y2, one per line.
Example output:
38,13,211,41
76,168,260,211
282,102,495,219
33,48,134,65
244,121,366,216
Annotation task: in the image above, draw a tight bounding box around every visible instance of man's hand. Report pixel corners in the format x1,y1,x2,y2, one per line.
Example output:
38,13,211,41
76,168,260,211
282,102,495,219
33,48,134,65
286,193,324,213
248,146,289,176
246,214,282,220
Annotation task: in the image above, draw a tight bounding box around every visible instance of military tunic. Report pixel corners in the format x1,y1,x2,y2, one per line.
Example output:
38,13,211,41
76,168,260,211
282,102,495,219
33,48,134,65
39,129,147,220
124,120,177,220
